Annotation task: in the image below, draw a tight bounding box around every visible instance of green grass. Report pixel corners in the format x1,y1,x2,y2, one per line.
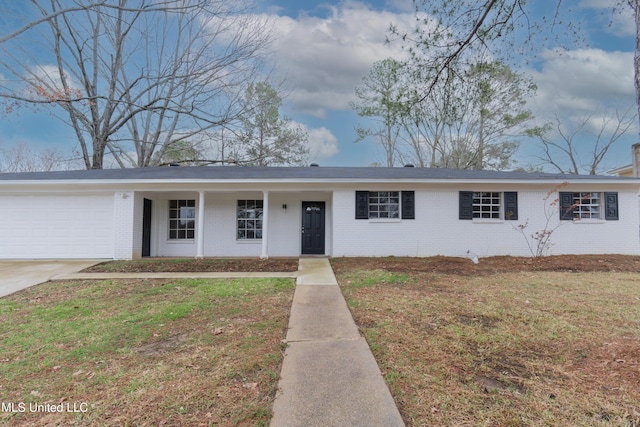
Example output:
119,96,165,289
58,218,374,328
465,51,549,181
0,277,294,426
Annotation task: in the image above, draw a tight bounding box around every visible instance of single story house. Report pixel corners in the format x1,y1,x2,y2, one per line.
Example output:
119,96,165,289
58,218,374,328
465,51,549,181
0,166,639,260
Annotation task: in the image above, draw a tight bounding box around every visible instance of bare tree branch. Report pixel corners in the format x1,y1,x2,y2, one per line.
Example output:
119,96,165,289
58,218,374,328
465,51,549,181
0,0,272,169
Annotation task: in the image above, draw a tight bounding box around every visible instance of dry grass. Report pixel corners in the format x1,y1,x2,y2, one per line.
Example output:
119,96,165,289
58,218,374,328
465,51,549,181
333,260,640,427
0,277,294,426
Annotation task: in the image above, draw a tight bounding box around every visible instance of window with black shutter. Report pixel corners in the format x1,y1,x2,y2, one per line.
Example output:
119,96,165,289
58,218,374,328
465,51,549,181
605,192,619,220
504,192,518,221
355,191,369,219
459,191,474,220
355,191,415,220
560,191,619,220
559,192,575,220
460,191,516,220
401,191,415,219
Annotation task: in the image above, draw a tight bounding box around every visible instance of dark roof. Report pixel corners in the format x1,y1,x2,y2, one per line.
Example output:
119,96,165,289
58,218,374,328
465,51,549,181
0,165,636,182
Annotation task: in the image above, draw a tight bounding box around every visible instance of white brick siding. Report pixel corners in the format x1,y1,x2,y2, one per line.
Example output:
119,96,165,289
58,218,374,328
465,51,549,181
332,187,640,257
3,184,634,260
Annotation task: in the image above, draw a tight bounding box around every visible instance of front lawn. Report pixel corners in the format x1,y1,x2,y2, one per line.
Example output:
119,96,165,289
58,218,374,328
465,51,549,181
332,257,640,427
0,277,294,426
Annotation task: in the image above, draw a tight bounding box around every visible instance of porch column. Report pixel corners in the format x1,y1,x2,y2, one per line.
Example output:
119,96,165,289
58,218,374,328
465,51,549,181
261,190,269,259
196,190,205,258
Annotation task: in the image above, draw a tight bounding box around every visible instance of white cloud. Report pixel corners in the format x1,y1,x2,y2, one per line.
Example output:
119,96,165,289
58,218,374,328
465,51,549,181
579,0,635,37
305,125,339,161
528,48,635,119
269,1,414,117
28,64,81,94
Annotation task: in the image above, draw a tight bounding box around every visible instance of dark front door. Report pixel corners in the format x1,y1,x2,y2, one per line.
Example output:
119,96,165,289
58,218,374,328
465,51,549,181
142,198,152,257
301,201,325,255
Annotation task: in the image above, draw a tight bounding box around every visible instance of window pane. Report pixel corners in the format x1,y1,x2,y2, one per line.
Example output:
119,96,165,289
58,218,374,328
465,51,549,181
237,200,263,239
168,199,196,240
368,191,400,219
472,192,502,219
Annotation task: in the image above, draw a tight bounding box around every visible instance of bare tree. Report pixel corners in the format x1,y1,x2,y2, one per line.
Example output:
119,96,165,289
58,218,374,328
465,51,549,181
0,141,73,172
535,108,637,175
0,0,271,169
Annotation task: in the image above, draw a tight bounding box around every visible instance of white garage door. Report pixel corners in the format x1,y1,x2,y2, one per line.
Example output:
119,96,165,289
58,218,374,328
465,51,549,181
0,194,114,259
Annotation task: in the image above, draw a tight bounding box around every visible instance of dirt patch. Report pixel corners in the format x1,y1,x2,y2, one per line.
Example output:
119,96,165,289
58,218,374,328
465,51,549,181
331,254,640,276
84,257,299,273
135,333,190,357
567,338,640,395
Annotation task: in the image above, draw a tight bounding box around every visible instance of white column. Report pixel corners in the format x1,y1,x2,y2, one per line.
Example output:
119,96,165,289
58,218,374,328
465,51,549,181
196,191,205,258
261,190,269,259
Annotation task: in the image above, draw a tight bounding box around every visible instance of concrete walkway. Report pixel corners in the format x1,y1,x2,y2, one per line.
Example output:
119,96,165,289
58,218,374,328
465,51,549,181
0,260,104,298
271,258,405,427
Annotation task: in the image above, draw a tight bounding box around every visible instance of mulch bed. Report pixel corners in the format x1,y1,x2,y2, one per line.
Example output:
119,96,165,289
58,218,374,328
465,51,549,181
84,258,299,273
85,255,640,275
330,254,640,276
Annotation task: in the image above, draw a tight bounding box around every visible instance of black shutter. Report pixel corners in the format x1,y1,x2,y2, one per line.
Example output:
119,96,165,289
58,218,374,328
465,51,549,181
355,191,369,219
559,192,574,220
401,191,415,219
504,192,518,221
459,191,473,220
604,192,619,220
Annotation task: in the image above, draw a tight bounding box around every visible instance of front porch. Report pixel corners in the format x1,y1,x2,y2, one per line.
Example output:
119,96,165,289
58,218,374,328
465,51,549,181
119,190,333,260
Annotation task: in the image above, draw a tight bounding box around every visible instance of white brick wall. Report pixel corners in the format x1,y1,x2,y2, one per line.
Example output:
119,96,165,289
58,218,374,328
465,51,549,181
332,187,640,257
2,185,635,260
112,191,136,260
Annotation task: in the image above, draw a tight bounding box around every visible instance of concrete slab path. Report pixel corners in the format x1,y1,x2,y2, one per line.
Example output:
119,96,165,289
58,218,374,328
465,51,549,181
0,260,104,298
271,258,405,427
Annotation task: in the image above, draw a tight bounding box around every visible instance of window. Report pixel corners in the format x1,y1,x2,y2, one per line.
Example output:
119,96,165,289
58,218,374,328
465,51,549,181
459,191,518,220
169,199,195,240
369,191,400,219
355,191,415,220
560,192,619,221
237,200,263,239
572,192,600,219
473,192,501,219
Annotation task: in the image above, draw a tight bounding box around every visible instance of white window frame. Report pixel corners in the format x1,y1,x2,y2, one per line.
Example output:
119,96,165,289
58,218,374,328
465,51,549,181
472,192,502,219
571,192,601,220
368,191,400,219
237,200,263,240
168,199,195,240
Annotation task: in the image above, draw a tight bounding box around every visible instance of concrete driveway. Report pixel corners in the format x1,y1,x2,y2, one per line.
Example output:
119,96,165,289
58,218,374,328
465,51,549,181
0,260,104,298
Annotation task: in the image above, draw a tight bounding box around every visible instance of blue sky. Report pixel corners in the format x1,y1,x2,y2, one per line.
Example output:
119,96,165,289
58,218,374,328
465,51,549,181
0,0,637,171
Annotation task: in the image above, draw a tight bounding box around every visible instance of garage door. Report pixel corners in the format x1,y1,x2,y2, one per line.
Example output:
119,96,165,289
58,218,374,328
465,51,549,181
0,194,114,259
